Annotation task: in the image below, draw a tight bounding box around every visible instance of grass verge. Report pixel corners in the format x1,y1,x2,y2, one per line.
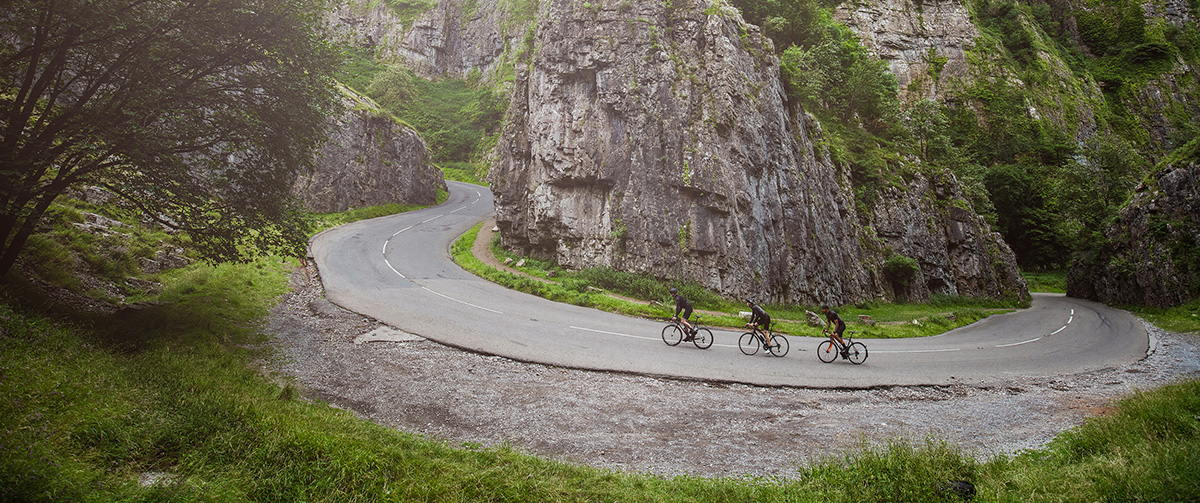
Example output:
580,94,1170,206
1022,270,1067,293
2,203,1197,501
1,286,1196,501
455,224,1023,338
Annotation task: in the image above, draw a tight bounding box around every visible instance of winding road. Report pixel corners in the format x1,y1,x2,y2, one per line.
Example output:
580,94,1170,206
311,181,1150,388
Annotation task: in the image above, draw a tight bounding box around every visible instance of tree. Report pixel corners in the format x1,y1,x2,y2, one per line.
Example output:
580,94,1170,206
0,0,342,280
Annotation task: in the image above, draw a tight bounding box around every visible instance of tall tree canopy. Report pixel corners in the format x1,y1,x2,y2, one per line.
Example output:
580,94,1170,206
0,0,341,279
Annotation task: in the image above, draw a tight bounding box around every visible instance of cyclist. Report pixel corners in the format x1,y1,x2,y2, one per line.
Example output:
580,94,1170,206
821,305,848,355
670,288,697,339
745,298,775,348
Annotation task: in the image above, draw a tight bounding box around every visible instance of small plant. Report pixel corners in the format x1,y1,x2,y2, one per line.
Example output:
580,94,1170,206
884,253,920,288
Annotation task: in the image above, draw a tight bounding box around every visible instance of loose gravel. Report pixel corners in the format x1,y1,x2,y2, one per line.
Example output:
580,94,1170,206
266,267,1200,478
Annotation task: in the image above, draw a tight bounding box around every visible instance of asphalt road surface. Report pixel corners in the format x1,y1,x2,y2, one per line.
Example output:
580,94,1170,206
310,181,1150,388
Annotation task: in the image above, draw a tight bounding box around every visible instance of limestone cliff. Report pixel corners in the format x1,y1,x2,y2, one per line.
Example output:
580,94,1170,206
1068,143,1200,307
292,90,445,213
489,0,1025,304
328,0,527,82
834,0,979,103
835,0,1199,155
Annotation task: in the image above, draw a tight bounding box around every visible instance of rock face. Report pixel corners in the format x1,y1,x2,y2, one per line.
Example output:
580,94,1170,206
328,0,525,81
1068,149,1200,307
293,92,445,213
834,0,979,103
489,0,1025,304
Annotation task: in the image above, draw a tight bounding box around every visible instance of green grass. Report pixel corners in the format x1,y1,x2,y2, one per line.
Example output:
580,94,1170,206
2,288,1196,501
437,161,488,185
456,224,1023,338
1023,270,1067,293
3,203,1198,501
1126,298,1200,335
312,190,449,232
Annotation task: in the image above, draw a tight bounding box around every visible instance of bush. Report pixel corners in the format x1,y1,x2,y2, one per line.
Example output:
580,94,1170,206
883,254,920,288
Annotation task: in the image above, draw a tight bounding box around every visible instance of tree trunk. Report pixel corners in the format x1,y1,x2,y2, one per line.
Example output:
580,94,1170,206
0,191,59,282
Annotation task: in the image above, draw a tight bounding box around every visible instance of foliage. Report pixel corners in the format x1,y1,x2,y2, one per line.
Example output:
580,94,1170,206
771,7,900,136
384,0,439,31
0,0,341,281
983,164,1068,269
883,253,920,288
1022,269,1067,293
360,65,507,165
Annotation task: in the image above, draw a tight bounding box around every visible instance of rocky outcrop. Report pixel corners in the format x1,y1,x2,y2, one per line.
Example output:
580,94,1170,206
293,91,445,213
1068,144,1200,307
865,172,1026,301
834,0,979,103
489,0,1025,304
328,0,529,82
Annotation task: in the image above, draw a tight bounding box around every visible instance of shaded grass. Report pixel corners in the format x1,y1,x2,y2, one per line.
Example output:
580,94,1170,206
458,224,1021,338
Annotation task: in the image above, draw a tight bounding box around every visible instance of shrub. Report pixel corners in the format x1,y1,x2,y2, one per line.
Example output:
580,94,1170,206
883,254,920,288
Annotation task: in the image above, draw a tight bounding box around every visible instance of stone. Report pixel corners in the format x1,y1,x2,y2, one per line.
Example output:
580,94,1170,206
486,0,1025,305
1068,159,1200,307
291,89,445,212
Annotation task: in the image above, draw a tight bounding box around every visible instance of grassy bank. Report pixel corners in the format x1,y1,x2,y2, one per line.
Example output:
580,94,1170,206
455,223,1021,338
1,277,1197,500
2,200,1197,501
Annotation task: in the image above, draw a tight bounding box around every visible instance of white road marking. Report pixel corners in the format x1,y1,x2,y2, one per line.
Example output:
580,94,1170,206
995,337,1042,348
993,307,1077,348
570,326,739,348
875,348,962,354
422,286,503,314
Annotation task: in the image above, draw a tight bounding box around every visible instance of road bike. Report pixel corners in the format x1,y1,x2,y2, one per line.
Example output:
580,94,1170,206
739,325,789,357
817,330,867,364
662,316,714,349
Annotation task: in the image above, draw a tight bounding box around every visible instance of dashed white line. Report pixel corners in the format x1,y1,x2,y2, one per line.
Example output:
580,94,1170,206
993,308,1077,348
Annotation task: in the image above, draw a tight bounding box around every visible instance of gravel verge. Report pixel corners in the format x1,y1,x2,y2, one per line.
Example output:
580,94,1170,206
266,266,1200,478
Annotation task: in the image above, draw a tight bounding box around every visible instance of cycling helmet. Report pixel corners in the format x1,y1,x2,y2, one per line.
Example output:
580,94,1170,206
745,298,755,304
669,287,678,294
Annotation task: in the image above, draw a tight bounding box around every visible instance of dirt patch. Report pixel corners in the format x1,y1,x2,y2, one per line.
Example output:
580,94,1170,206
266,265,1200,478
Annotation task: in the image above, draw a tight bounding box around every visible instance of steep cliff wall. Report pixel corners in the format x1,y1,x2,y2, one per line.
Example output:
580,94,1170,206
835,0,1199,156
1068,143,1200,307
293,91,445,213
329,0,528,82
834,0,979,103
490,0,1025,304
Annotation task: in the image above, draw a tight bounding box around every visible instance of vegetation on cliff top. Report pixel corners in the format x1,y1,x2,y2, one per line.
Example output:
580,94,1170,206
735,0,1199,283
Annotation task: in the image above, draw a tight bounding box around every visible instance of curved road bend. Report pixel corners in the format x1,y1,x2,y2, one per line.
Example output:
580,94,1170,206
311,181,1150,389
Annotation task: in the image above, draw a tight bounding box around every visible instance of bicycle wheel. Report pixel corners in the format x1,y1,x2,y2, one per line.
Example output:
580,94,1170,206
661,325,683,346
817,340,838,363
692,328,714,349
847,342,868,364
738,332,760,355
768,335,789,357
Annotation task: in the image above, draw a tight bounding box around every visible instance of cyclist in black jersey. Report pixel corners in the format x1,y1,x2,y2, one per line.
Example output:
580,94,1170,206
670,288,697,339
821,305,848,349
745,298,776,348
